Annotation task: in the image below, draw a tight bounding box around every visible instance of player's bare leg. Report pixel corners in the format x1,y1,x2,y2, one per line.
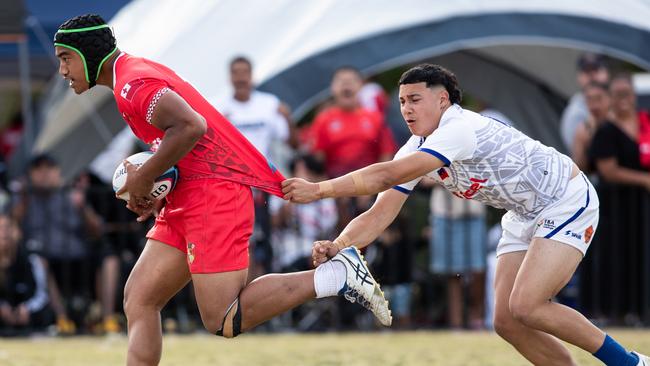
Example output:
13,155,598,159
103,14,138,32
123,240,191,366
192,270,316,334
494,251,576,365
193,247,391,337
509,238,606,351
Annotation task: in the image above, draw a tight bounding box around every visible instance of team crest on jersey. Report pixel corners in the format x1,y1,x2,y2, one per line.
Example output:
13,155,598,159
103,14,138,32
437,168,449,180
187,243,196,265
584,225,594,244
120,79,145,101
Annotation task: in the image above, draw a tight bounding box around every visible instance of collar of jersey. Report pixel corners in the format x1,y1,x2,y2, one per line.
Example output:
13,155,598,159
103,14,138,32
438,103,462,128
112,52,126,89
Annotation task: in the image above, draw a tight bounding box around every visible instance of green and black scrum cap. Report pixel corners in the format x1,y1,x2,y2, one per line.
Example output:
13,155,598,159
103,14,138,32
54,14,117,88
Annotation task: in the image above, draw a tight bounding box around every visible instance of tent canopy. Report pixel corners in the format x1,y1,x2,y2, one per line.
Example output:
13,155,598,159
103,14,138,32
34,0,650,179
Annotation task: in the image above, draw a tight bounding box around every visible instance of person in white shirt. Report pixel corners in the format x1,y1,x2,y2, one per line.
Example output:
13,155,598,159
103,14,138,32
282,64,648,366
560,53,609,151
211,56,294,159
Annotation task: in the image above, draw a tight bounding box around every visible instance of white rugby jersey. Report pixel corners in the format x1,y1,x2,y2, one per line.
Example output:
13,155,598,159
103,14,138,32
394,104,573,219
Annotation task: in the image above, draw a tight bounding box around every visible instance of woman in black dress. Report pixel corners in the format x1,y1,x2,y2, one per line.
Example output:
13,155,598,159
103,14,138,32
582,74,650,325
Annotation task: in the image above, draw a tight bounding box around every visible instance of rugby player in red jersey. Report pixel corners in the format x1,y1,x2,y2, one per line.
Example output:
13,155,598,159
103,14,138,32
54,14,390,366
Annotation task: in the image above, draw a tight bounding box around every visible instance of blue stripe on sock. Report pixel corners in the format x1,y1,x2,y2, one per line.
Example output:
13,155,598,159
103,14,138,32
593,334,639,366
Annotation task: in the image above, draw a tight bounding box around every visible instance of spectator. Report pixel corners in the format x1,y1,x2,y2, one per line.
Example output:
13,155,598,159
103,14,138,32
0,213,52,335
309,66,397,228
428,186,487,329
11,154,103,334
560,53,610,150
359,80,389,117
210,56,295,280
572,82,612,173
580,74,650,324
310,66,396,178
0,112,24,160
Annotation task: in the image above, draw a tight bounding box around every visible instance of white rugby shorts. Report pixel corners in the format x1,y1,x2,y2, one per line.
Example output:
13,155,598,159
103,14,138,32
497,173,599,257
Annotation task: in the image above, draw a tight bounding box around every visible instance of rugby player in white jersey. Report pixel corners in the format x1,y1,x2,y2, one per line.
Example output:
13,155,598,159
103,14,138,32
282,64,649,366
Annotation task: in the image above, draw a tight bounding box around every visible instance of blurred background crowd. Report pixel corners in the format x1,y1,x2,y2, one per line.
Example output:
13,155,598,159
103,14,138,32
1,0,649,337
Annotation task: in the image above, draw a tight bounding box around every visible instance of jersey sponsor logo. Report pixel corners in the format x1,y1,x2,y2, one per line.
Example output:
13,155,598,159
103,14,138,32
120,79,145,101
459,177,487,199
564,230,582,240
584,225,594,244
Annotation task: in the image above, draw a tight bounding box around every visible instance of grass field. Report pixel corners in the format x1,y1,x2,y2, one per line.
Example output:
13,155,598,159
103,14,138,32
1,329,649,365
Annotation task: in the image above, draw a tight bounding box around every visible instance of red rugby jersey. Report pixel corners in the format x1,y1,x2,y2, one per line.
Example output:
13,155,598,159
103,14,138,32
112,53,285,196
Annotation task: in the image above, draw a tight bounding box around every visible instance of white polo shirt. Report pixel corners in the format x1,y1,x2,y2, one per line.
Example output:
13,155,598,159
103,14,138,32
210,90,288,158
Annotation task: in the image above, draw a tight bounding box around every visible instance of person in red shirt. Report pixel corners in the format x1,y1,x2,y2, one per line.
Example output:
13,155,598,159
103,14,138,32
309,67,396,229
54,14,390,365
310,67,396,178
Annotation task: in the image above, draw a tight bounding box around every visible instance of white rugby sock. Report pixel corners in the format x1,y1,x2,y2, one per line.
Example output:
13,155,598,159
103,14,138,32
314,260,346,298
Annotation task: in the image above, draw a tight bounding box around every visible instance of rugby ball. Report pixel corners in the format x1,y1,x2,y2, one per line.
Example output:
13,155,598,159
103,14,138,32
112,151,178,201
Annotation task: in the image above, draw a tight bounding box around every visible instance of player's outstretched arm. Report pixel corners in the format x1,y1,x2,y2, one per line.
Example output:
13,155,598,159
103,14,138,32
282,150,444,203
312,188,408,266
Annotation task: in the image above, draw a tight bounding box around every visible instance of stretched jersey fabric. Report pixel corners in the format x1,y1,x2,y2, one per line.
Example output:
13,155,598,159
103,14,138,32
394,104,574,220
112,53,285,197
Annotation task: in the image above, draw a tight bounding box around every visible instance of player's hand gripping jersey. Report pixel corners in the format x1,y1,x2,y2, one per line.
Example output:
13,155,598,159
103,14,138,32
394,104,574,220
112,53,285,195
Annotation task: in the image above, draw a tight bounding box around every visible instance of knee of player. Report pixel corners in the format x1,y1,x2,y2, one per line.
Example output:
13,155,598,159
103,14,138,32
201,315,223,335
213,297,243,339
493,311,519,339
508,293,539,325
122,286,136,315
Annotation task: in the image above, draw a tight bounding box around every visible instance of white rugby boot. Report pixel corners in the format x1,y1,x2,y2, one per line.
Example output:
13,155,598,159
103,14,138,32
331,246,392,326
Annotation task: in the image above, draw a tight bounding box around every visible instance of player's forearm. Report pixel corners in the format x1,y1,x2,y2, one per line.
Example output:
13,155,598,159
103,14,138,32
138,119,206,181
319,162,395,199
334,205,395,250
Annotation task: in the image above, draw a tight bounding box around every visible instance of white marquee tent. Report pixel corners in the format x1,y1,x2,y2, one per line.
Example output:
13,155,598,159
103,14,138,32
31,0,650,179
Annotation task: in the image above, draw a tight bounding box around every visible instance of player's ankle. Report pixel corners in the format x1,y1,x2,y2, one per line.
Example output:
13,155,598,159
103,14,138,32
313,261,346,298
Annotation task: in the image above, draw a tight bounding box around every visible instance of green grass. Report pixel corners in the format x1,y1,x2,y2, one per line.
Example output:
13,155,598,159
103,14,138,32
1,330,649,365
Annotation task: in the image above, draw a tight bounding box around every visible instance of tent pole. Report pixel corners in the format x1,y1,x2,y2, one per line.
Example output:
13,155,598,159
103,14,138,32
18,36,35,157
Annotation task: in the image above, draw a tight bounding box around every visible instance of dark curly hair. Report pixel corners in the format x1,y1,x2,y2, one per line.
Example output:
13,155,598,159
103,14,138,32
398,64,462,104
53,14,117,88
